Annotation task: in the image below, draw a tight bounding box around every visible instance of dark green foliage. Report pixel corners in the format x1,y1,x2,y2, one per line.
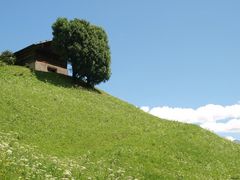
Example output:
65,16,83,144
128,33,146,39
0,61,5,66
0,50,16,65
52,18,111,86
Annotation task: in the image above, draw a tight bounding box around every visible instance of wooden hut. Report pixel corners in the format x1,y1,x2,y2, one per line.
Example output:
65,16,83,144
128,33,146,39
14,41,68,75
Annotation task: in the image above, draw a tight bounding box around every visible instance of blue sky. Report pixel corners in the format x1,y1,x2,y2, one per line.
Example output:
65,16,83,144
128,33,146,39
1,0,240,140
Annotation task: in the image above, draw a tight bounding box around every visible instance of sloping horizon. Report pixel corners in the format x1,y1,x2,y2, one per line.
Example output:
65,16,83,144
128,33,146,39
1,0,240,140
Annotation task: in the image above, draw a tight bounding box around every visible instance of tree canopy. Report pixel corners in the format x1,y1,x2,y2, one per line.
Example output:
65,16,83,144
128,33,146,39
52,18,111,87
0,50,16,65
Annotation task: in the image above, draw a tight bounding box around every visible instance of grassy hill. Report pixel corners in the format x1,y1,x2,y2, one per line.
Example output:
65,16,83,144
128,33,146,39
0,65,240,179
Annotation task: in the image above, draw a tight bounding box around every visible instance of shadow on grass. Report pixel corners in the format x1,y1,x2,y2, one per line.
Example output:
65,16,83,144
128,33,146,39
34,70,102,94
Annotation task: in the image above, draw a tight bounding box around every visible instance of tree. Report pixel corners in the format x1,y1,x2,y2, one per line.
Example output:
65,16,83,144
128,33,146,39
0,50,16,65
52,18,111,87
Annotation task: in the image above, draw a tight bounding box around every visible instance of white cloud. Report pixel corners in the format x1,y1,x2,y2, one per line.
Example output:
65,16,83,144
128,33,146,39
140,104,240,133
225,136,236,141
140,106,150,112
200,119,240,133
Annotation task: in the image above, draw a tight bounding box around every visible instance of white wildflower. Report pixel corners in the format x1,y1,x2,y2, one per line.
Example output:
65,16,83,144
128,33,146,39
109,173,115,177
108,168,113,171
6,149,12,155
63,170,72,177
0,144,4,149
45,174,52,178
2,142,9,148
81,166,86,170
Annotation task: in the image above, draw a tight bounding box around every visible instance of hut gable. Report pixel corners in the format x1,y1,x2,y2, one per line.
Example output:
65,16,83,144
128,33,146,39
14,41,68,75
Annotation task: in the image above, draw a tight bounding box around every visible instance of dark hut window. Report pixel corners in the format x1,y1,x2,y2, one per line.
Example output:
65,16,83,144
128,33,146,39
47,66,57,73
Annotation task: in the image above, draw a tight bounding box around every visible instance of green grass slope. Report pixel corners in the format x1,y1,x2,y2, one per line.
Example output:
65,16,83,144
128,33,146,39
0,65,240,179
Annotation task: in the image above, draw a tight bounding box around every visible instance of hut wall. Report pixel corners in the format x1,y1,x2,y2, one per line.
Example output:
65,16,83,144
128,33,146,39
35,61,68,75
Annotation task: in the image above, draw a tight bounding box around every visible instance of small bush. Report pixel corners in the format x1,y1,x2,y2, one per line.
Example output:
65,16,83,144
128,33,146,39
0,61,6,66
0,50,16,65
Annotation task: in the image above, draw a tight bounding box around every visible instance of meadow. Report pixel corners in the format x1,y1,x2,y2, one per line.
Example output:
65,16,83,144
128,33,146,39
0,65,240,179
